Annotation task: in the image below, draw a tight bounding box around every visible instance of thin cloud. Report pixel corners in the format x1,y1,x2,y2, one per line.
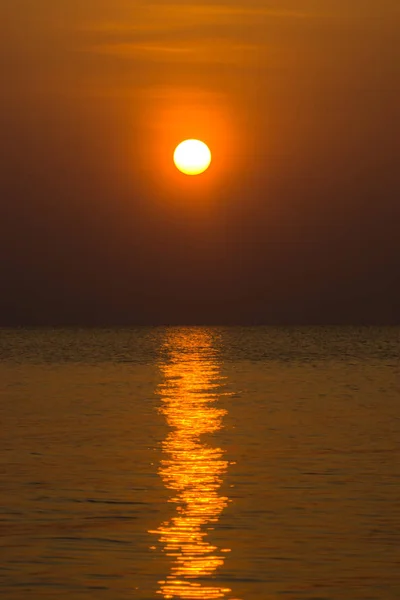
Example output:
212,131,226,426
79,3,309,66
88,39,261,67
79,5,310,33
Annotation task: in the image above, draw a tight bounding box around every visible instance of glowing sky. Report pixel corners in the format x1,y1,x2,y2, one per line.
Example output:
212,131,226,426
1,1,399,324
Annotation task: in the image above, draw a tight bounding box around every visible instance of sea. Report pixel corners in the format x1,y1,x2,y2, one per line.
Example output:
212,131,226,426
1,326,399,599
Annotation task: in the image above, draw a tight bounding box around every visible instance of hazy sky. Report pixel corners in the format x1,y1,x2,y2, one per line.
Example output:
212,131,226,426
1,1,399,324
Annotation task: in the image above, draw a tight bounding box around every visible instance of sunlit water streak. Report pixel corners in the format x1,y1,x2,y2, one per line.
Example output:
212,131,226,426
150,330,236,599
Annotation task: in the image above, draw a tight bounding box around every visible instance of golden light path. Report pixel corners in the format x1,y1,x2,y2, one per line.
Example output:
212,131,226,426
150,329,237,599
173,140,212,175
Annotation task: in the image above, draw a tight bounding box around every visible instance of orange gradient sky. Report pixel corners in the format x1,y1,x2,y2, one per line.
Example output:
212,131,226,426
1,1,399,324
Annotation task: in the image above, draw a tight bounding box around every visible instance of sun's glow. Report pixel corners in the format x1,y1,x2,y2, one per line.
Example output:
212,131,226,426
173,139,212,175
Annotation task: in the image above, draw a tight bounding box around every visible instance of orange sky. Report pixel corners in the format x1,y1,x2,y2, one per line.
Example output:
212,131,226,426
3,1,399,179
1,1,399,323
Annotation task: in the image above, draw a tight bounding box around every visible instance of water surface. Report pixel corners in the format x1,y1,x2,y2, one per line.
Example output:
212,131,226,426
1,327,399,599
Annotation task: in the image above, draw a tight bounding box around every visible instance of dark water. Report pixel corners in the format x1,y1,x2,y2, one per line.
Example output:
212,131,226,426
1,327,399,599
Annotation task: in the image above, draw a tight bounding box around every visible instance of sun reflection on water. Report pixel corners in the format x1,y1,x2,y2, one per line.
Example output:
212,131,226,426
151,329,235,599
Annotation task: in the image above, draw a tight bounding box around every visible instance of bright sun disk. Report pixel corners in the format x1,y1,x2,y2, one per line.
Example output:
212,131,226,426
173,139,212,176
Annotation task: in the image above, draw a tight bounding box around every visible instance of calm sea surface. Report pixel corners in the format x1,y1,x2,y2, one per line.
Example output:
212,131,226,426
1,327,399,599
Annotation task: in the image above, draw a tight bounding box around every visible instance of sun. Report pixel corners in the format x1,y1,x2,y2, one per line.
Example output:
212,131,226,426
173,139,212,176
